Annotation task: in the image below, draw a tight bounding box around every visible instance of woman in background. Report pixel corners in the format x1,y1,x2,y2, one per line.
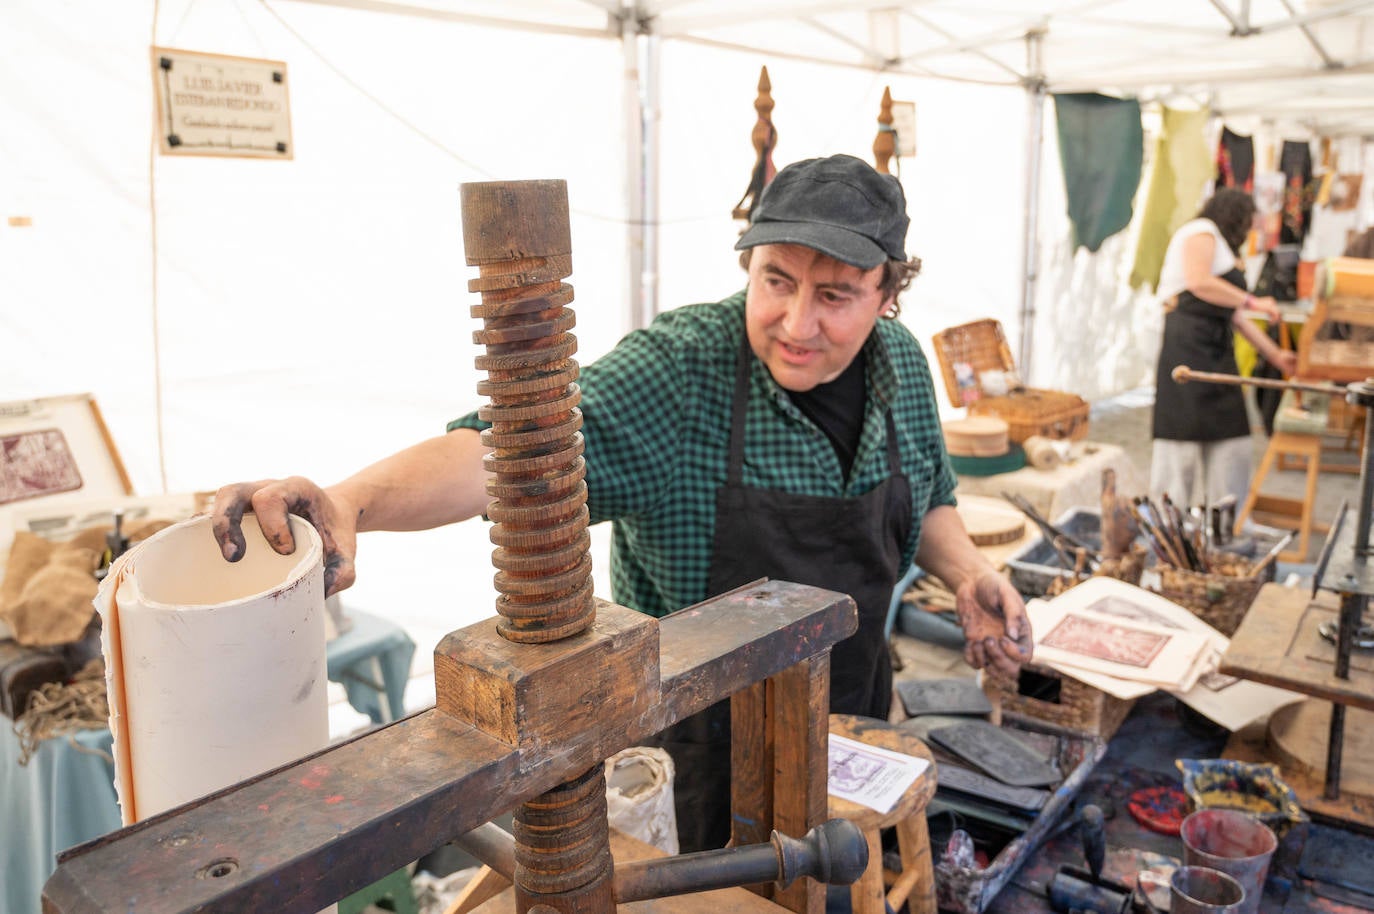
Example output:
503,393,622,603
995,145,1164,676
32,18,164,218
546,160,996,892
1151,188,1297,507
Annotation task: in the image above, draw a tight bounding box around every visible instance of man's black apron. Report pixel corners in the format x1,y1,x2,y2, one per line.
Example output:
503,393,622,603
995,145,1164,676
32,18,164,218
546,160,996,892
1152,266,1251,442
647,336,914,852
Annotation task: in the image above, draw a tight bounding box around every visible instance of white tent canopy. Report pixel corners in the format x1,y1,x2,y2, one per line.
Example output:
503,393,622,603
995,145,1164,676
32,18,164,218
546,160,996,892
4,0,1373,728
330,0,1374,132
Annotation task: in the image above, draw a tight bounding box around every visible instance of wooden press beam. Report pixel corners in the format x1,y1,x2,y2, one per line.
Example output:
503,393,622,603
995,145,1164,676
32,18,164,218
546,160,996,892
47,177,855,914
43,582,856,914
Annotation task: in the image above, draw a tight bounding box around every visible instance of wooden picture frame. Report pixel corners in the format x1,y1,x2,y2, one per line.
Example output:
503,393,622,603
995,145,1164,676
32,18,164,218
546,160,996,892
0,393,133,555
150,46,294,160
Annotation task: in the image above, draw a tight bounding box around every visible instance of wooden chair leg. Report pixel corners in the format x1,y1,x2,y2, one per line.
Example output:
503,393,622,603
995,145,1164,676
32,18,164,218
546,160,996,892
850,827,887,914
1236,440,1280,536
444,865,511,914
891,813,937,914
1298,442,1321,561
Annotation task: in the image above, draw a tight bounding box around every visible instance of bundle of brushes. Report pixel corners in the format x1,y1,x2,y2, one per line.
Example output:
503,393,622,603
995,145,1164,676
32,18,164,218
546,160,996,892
1129,494,1211,572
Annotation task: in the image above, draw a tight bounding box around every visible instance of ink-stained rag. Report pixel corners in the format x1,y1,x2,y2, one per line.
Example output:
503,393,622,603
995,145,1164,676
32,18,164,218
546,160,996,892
1130,106,1214,291
1054,93,1143,253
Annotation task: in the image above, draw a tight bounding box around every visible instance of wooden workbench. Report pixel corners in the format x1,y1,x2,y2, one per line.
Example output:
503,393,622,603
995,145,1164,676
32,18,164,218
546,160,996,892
1221,583,1374,826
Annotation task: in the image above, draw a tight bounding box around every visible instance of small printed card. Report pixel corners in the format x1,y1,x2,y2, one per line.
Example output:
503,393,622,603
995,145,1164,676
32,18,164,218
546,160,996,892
828,733,931,814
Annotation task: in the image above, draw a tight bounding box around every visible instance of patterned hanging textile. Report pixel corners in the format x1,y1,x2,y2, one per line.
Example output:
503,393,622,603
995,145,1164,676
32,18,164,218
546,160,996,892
1216,126,1254,192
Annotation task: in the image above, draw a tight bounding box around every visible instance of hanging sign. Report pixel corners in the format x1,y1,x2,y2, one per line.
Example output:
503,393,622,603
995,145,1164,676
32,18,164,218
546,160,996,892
891,101,917,159
150,47,293,160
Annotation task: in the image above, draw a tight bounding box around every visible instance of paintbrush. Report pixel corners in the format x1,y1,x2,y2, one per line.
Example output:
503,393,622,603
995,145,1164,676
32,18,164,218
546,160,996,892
1002,491,1099,563
1192,522,1211,573
1247,531,1295,579
1132,500,1183,567
1171,498,1206,572
1156,494,1197,571
1136,498,1182,567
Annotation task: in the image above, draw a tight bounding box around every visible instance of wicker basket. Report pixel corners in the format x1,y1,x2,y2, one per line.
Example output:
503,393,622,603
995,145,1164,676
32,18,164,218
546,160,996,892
969,392,1090,443
1156,554,1263,637
984,662,1136,740
1044,545,1147,597
931,318,1090,443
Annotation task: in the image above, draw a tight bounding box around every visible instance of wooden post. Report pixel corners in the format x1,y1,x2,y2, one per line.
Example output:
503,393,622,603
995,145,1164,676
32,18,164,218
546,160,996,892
731,656,828,914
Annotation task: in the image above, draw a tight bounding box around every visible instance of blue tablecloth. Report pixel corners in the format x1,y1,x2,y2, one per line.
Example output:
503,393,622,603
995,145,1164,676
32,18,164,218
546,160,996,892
3,608,415,914
2,725,119,914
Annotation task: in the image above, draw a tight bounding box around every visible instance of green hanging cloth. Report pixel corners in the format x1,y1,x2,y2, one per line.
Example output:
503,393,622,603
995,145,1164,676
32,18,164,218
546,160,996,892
1054,93,1143,253
1130,106,1214,291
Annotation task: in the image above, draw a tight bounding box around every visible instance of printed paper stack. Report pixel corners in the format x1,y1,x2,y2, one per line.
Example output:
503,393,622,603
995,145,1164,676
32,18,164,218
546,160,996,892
1024,578,1300,731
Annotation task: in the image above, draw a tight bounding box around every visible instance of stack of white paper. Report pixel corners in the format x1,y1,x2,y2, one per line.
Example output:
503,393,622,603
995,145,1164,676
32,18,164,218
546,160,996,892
1022,578,1301,731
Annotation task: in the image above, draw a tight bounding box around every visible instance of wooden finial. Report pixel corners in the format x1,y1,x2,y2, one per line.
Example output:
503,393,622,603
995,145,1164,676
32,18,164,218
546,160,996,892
874,86,895,175
733,65,778,222
752,66,776,176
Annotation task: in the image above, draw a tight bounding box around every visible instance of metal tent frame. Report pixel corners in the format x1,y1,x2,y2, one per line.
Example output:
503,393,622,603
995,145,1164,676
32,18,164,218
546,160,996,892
289,0,1374,376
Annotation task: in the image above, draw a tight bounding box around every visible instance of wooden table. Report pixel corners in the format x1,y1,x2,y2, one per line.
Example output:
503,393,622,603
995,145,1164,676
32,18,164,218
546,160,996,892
1222,584,1374,710
954,442,1142,525
1220,582,1374,826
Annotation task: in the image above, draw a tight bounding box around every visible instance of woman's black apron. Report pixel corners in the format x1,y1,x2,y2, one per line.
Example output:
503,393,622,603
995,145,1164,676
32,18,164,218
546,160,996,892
646,336,914,852
1152,266,1251,442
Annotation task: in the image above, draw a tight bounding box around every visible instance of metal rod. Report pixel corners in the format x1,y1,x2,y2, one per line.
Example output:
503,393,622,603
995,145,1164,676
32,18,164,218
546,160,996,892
1352,380,1374,555
1326,702,1347,800
1335,592,1365,680
613,819,867,903
1207,0,1252,34
1277,0,1340,68
1016,28,1046,380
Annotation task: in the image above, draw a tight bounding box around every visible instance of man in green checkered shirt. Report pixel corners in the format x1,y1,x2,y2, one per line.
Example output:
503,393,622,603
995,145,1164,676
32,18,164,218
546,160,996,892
213,154,1031,851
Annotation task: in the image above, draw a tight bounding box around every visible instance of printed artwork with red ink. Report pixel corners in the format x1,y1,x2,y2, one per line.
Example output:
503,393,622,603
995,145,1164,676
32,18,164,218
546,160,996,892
1040,612,1170,668
1,429,83,505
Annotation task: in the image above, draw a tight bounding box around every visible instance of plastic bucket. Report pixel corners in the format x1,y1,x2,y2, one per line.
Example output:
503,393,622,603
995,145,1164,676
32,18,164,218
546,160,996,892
1181,808,1277,914
1170,866,1245,914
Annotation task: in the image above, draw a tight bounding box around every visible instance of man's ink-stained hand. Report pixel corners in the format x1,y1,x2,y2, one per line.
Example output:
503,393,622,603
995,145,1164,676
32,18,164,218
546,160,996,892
210,477,358,596
955,571,1033,681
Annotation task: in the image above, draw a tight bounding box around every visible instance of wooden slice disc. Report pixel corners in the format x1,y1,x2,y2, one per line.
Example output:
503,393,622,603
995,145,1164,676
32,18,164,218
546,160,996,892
943,416,1010,457
956,494,1027,546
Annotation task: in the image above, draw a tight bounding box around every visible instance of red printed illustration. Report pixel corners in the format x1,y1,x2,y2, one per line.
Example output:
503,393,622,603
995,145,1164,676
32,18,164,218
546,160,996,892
1,429,83,506
1041,612,1170,668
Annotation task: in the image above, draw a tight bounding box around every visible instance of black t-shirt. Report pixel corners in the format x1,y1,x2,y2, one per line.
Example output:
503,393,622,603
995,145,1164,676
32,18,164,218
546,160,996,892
786,350,867,479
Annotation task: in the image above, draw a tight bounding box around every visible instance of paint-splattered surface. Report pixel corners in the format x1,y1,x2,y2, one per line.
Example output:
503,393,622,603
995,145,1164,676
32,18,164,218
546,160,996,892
965,693,1374,913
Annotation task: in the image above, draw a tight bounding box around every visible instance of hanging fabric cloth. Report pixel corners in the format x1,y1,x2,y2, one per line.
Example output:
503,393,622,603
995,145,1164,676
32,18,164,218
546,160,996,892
1130,106,1213,291
1053,93,1144,253
1216,126,1255,192
1279,140,1314,246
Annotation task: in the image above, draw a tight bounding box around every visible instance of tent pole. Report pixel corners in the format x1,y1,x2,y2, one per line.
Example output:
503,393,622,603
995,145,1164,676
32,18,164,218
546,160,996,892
621,3,660,331
641,29,661,327
1017,28,1047,381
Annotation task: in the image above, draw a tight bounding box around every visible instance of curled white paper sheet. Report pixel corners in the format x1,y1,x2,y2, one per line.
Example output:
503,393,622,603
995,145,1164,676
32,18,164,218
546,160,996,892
97,513,328,825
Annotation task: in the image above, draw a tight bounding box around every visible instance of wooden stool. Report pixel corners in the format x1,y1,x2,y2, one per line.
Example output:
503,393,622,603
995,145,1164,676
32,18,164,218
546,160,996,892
828,714,938,914
1237,387,1333,563
1235,431,1322,563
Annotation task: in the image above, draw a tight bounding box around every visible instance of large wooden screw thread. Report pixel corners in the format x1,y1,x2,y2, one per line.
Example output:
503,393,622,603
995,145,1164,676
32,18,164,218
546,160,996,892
512,765,615,913
462,180,610,913
461,179,594,645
